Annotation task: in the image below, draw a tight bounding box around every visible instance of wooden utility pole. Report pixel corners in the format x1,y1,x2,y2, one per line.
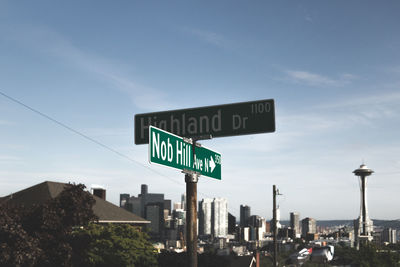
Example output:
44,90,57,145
186,172,198,267
273,185,278,267
185,136,211,267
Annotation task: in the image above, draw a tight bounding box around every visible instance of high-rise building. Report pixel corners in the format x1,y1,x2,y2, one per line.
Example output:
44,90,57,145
228,213,236,234
139,184,164,218
240,205,251,227
382,228,397,244
164,199,171,215
146,204,161,234
276,206,282,229
301,217,316,237
248,215,262,228
213,198,228,238
120,193,130,208
199,198,228,238
353,164,374,246
128,195,141,216
181,193,186,211
199,198,213,236
290,212,300,238
173,202,182,210
141,184,148,195
122,184,171,241
265,221,271,233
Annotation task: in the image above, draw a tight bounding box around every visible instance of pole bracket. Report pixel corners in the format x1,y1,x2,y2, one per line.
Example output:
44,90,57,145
184,172,199,183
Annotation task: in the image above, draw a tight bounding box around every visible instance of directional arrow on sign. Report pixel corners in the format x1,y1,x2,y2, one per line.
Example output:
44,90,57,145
209,156,216,173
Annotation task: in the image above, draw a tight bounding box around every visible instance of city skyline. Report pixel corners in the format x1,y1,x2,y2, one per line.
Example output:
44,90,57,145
1,1,400,220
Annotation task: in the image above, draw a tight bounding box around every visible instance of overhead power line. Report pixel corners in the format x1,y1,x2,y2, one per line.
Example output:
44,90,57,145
0,89,240,214
0,90,182,185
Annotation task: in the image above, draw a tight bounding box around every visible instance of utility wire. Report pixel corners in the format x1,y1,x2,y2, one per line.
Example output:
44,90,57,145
0,90,240,214
0,90,182,186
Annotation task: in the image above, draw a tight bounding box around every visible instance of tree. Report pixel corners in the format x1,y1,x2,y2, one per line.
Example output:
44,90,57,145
0,183,97,266
332,243,400,267
72,223,158,267
0,205,41,267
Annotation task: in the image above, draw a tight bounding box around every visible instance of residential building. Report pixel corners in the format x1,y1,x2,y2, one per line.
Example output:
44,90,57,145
0,181,150,226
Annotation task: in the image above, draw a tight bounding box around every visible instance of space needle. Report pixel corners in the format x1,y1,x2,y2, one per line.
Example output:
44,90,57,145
353,163,374,248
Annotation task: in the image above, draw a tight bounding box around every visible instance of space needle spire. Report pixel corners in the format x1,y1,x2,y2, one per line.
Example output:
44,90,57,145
353,163,374,248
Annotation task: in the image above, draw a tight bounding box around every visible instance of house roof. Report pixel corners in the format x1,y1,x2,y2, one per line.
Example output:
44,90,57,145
0,181,150,225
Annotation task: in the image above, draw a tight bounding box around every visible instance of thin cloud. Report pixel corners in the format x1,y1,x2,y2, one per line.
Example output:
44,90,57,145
285,70,356,87
0,120,14,126
0,155,22,162
1,23,174,111
182,27,229,49
305,16,313,23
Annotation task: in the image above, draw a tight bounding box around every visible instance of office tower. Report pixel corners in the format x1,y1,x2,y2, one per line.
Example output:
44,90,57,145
141,184,148,195
276,206,282,229
382,228,397,244
146,204,161,235
228,213,236,234
173,202,182,210
212,198,228,238
173,209,185,221
121,184,172,241
199,198,228,238
120,193,130,208
164,199,171,215
242,227,250,242
353,164,374,246
181,193,186,211
248,215,262,228
301,217,316,237
240,205,251,227
139,184,164,218
127,195,141,216
199,198,213,236
265,221,271,233
248,215,263,240
290,212,300,237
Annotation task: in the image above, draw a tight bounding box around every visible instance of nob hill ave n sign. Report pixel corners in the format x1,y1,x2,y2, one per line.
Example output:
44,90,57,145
149,126,221,180
135,99,275,144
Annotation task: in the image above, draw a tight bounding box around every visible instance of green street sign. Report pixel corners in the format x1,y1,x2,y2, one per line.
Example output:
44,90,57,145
135,99,275,144
149,126,221,180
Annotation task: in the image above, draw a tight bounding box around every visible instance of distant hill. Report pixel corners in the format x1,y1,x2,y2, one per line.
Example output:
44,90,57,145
373,219,400,229
280,219,400,229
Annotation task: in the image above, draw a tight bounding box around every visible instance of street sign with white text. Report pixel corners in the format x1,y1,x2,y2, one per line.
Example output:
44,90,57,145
149,126,221,180
135,99,275,144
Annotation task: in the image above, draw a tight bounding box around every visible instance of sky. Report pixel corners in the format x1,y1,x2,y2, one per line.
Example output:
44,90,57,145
1,1,400,221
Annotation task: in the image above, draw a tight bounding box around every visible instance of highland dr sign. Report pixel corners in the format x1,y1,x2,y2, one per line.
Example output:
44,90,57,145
149,126,221,180
135,99,275,144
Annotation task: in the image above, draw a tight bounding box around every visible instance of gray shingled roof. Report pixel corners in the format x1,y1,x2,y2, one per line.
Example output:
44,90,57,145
0,181,149,225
